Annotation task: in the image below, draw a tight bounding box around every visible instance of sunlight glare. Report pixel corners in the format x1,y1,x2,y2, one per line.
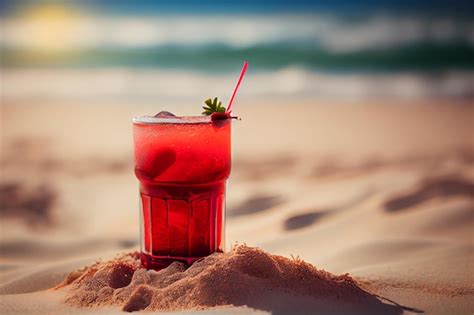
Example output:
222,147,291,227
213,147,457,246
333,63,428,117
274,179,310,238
18,4,83,52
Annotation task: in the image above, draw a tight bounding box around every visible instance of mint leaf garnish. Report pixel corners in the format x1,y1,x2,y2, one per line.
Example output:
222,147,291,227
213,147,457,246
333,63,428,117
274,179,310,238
202,97,226,115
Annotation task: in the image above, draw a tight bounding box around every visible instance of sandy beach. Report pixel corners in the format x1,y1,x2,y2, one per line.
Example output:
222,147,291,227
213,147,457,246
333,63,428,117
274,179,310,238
0,100,473,314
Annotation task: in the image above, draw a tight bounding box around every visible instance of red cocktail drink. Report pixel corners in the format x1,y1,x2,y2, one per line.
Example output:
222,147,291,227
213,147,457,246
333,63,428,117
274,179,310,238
133,115,231,269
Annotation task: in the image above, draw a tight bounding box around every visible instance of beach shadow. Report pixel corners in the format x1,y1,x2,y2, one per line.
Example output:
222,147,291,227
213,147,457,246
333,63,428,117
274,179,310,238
423,204,474,232
308,151,473,180
311,159,347,178
310,157,396,181
384,175,474,212
118,239,140,248
233,155,296,181
457,149,474,164
3,136,131,177
0,238,138,262
0,182,56,227
283,189,374,231
245,291,418,315
51,156,131,177
228,194,284,217
283,210,329,230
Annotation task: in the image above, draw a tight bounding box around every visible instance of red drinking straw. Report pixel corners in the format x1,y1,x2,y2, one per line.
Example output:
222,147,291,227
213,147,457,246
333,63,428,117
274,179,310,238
226,61,248,114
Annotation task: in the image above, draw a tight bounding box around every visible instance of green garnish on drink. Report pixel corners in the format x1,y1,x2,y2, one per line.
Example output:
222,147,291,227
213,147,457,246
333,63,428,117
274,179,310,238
202,97,226,115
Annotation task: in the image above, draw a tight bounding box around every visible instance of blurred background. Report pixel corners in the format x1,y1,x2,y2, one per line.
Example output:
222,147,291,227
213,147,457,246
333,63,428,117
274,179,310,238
1,0,474,104
0,0,473,270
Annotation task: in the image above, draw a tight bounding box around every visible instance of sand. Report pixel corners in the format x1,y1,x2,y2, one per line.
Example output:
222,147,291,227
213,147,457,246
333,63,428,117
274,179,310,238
56,245,404,314
1,100,473,315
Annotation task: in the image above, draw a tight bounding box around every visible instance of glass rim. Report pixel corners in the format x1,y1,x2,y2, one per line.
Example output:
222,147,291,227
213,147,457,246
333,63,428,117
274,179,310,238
133,115,216,125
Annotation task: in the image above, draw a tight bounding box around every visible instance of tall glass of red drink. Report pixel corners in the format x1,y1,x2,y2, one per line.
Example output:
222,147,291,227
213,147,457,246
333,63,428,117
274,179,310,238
133,115,231,269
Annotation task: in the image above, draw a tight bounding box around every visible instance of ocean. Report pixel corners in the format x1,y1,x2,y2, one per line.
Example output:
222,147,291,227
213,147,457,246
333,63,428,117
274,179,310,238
1,8,473,103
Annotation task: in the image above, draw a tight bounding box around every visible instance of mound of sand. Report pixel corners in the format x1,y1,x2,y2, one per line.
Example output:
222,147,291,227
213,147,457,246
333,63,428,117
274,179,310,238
55,245,402,314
